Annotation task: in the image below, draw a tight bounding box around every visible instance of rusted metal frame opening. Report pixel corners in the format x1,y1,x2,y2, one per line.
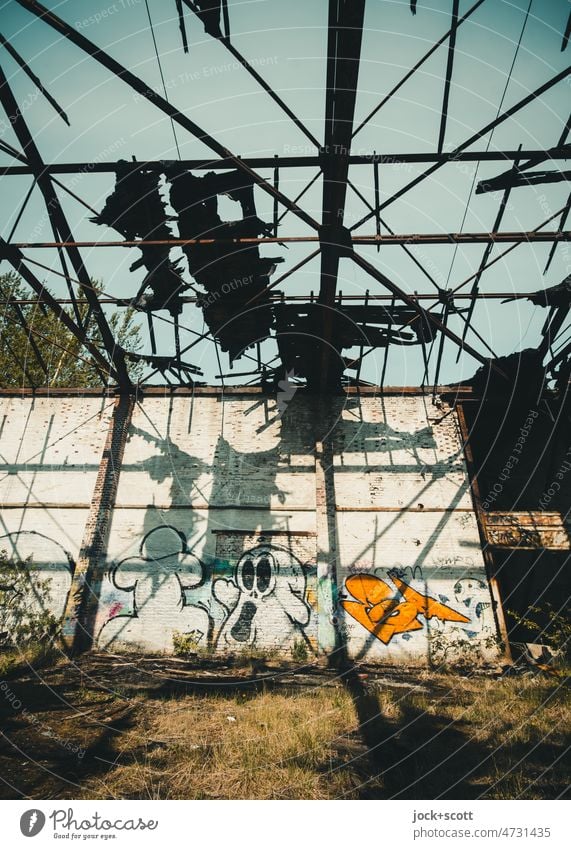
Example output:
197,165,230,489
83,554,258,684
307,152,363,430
276,170,322,230
347,177,441,293
456,401,512,662
345,177,501,367
385,202,571,349
245,248,321,308
352,0,487,140
0,63,131,388
350,64,571,232
138,309,277,385
182,0,321,149
13,0,319,233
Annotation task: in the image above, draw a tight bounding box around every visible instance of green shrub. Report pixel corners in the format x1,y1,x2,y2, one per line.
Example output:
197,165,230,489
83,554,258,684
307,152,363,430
0,550,60,648
291,638,309,664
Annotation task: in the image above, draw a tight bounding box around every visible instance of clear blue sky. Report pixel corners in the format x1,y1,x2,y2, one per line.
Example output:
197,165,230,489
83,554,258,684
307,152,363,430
0,0,569,386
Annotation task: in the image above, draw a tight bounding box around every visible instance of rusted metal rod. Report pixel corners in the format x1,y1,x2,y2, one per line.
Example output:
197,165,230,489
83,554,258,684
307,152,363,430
1,149,569,176
0,292,556,306
10,231,570,248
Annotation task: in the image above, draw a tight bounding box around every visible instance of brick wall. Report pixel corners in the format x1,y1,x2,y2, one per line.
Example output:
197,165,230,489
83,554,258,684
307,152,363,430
0,390,499,664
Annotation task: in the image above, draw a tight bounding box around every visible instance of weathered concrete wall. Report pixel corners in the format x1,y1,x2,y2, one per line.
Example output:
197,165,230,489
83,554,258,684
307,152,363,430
0,390,498,664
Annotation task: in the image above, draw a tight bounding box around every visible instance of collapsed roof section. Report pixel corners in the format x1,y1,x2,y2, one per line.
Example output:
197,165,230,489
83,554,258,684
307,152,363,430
0,0,569,395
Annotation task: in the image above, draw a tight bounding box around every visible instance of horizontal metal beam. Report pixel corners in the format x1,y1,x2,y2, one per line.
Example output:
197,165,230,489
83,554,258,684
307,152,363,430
1,149,569,176
0,291,557,305
10,231,570,249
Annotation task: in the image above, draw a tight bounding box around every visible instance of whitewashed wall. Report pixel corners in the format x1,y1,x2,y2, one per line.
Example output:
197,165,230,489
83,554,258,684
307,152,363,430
0,392,498,663
0,395,113,639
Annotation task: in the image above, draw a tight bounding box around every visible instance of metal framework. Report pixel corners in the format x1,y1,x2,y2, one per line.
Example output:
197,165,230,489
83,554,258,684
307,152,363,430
0,0,570,393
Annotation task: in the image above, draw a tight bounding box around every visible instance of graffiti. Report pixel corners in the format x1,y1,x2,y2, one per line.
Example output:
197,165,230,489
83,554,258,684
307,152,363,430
450,576,493,638
98,525,210,651
341,570,470,645
214,544,311,649
382,564,424,581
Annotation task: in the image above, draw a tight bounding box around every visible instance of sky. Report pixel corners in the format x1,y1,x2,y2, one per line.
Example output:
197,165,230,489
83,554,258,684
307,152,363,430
0,0,569,387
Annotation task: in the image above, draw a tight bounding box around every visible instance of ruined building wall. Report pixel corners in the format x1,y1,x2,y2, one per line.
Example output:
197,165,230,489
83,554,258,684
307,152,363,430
0,390,498,664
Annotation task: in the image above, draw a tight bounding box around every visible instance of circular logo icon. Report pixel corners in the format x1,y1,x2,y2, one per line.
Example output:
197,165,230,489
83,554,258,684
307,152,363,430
20,810,46,837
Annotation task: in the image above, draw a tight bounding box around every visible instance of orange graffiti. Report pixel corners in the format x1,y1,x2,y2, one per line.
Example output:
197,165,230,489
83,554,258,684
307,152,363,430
341,572,470,644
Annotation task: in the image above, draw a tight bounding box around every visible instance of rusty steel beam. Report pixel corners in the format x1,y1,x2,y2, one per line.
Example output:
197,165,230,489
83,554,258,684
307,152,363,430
2,291,554,306
2,149,570,177
317,0,366,390
9,231,570,248
437,0,460,154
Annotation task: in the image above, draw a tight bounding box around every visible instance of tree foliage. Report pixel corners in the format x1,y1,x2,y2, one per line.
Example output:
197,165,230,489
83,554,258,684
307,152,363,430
0,271,142,388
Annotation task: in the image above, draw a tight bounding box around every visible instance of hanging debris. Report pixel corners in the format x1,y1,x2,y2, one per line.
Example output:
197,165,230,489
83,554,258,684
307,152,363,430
91,160,186,316
273,303,436,390
167,166,282,361
193,0,223,38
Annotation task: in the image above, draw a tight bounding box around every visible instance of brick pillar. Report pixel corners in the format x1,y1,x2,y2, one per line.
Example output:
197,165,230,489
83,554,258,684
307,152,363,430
315,437,341,656
62,393,134,654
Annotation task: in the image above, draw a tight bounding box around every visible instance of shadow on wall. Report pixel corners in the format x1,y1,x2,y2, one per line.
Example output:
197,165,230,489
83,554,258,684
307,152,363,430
96,397,318,655
4,392,493,663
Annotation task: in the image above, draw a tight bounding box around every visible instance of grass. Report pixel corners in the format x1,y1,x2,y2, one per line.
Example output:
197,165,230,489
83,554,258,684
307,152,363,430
78,668,569,800
81,687,360,800
0,641,60,679
0,654,568,800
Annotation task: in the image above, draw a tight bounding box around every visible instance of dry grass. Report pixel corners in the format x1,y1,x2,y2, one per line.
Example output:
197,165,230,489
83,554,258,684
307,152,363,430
81,687,362,800
1,653,568,800
76,669,570,801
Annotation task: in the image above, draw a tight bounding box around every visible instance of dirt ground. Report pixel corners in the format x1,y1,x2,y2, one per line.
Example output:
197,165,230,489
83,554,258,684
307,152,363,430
0,652,569,800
